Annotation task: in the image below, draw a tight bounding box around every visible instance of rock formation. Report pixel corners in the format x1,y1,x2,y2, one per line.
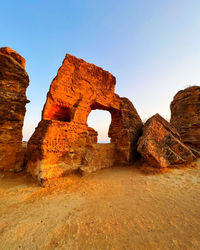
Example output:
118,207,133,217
137,114,195,168
26,54,142,184
0,47,29,171
0,47,26,68
170,86,200,156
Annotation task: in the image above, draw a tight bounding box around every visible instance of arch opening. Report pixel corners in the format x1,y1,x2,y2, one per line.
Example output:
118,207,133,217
87,110,111,143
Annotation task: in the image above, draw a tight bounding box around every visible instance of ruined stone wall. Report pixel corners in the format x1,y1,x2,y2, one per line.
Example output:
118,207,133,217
26,54,142,184
0,47,29,171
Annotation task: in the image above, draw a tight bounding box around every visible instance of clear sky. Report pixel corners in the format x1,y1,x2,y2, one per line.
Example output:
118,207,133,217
1,0,200,142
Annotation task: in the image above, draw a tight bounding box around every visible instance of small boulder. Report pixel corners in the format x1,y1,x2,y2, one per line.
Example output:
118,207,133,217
137,114,195,168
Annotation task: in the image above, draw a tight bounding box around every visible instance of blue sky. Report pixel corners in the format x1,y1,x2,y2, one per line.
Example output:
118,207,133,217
1,0,200,142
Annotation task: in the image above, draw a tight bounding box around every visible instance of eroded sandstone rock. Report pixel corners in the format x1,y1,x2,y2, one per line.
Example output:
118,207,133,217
0,47,26,68
137,114,195,168
26,54,142,183
0,47,29,171
170,86,200,156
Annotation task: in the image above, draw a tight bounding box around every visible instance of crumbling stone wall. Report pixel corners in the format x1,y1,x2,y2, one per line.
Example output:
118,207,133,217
26,54,142,183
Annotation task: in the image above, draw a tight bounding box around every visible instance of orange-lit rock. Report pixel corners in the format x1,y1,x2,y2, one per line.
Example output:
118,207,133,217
0,47,29,171
170,86,200,156
137,114,195,168
26,54,142,184
0,47,26,68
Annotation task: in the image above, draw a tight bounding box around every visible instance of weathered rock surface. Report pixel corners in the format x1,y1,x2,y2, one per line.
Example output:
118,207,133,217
26,54,142,183
170,86,200,156
137,114,195,168
0,47,26,68
0,47,29,171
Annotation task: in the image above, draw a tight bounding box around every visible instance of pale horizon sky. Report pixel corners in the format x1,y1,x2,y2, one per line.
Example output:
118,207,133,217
1,0,200,142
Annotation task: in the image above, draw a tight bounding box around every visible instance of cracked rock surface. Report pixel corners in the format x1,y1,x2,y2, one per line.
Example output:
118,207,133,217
0,47,29,171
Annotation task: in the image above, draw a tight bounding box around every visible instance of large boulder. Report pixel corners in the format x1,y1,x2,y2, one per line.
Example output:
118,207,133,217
170,86,200,156
26,54,142,184
137,114,195,168
0,47,29,171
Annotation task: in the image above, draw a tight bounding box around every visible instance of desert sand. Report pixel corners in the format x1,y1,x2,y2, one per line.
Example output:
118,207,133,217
0,160,200,250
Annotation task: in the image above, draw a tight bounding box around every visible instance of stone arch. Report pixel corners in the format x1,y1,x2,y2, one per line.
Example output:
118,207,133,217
26,54,142,185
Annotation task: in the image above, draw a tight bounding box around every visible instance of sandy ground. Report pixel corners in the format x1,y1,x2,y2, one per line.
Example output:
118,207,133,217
0,160,200,250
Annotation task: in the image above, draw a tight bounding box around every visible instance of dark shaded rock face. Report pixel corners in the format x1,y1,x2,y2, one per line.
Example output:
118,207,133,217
0,47,29,171
170,86,200,156
137,114,195,168
26,54,142,184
